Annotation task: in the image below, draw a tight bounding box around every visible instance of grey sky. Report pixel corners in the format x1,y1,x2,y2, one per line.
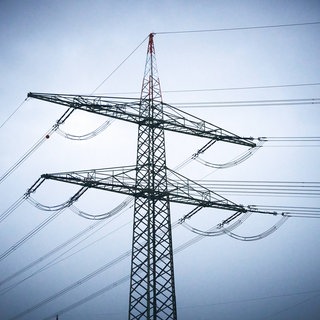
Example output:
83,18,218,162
0,1,320,319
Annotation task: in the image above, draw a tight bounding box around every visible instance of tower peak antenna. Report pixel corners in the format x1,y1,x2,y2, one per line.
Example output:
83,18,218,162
148,33,155,53
141,32,162,103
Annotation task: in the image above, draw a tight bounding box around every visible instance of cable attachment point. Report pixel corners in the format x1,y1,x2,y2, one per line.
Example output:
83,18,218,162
179,206,203,223
178,217,185,224
191,140,217,159
68,187,88,204
25,178,46,196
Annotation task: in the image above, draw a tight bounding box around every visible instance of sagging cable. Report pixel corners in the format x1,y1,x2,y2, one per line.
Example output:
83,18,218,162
27,187,88,212
180,211,252,236
195,140,264,169
69,196,133,220
56,120,113,141
224,215,289,241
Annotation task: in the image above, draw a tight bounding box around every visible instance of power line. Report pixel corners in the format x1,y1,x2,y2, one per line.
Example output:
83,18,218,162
163,82,320,93
0,111,71,184
39,216,320,319
0,195,27,223
172,98,320,108
3,219,202,318
155,21,320,35
263,145,320,148
196,180,320,198
0,209,64,262
0,146,210,293
261,136,320,141
0,98,28,130
8,250,131,320
262,293,320,320
0,218,103,289
96,82,320,96
46,288,320,318
6,30,318,320
91,35,148,94
21,222,215,320
178,289,320,309
0,214,131,297
258,136,320,148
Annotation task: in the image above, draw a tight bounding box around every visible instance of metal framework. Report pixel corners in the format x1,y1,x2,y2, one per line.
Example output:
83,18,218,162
28,33,257,320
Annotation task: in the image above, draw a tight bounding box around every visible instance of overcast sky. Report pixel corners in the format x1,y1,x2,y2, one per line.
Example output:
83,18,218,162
0,1,320,319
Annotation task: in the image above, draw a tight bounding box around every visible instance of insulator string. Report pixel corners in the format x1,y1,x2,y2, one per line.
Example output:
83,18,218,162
195,141,264,169
250,205,320,218
224,216,289,241
181,212,289,241
180,212,252,236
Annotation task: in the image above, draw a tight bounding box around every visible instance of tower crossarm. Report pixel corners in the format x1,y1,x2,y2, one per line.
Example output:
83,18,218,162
28,92,256,147
40,165,245,213
28,92,143,124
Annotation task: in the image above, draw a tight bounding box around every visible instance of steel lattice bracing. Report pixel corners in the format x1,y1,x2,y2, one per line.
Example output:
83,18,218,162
129,33,177,319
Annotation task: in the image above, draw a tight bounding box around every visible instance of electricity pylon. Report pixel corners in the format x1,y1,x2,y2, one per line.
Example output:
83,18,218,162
28,33,256,320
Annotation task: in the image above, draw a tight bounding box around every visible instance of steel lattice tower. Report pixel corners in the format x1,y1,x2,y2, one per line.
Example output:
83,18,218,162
129,34,177,319
28,33,258,319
